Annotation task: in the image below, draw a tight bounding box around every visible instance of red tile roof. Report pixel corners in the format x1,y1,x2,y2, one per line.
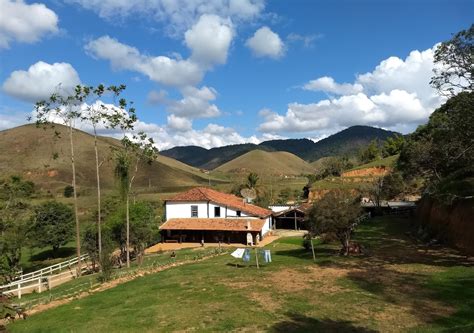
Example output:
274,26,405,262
167,187,272,218
159,218,267,232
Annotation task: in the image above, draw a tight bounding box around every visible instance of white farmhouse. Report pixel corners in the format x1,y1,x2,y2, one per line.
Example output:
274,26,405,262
160,187,273,245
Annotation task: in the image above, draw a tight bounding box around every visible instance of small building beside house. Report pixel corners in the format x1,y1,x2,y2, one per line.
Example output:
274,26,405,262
160,187,273,245
270,203,311,230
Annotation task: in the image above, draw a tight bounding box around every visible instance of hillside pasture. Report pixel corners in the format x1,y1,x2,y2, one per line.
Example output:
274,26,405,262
9,216,474,332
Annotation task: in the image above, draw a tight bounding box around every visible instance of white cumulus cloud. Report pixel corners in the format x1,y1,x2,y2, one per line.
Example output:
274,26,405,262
0,0,59,49
246,26,285,59
167,114,193,132
303,76,363,95
67,0,264,36
167,86,221,119
2,61,81,102
260,45,445,135
85,35,203,88
185,14,234,67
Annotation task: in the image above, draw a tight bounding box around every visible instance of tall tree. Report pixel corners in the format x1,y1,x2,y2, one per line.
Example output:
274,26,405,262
112,126,158,267
431,24,473,97
79,84,127,258
35,87,84,275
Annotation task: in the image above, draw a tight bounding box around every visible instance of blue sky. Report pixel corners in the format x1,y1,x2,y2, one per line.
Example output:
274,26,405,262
0,0,472,149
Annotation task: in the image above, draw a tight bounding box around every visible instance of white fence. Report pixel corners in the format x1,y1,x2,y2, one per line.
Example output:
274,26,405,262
1,254,90,299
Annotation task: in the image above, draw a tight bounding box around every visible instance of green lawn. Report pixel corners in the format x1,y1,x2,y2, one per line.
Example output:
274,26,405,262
9,216,474,332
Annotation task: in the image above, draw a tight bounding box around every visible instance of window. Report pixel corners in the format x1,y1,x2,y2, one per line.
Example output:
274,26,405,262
236,210,241,217
191,205,198,217
214,206,221,217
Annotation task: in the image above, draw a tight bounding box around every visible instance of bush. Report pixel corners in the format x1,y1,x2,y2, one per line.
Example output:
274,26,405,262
97,251,114,283
63,185,74,198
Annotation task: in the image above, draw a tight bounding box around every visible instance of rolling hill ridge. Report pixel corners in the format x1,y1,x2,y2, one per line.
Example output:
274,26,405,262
162,125,400,168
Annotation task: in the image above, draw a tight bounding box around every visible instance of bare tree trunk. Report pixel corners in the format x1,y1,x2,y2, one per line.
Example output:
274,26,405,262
69,123,81,276
126,194,130,268
310,238,316,262
93,127,102,257
126,160,139,269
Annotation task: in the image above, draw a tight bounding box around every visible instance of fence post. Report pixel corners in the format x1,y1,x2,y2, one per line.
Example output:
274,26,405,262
17,282,21,299
38,278,42,293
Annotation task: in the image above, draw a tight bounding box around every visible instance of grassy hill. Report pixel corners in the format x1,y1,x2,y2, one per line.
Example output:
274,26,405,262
348,154,399,171
214,150,315,176
0,124,221,194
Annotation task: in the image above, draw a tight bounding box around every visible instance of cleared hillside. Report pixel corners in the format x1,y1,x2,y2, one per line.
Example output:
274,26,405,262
0,124,220,192
214,150,315,176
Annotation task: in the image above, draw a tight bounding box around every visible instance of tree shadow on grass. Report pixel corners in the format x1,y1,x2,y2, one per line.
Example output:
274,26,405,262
345,258,474,331
270,313,377,333
29,246,76,262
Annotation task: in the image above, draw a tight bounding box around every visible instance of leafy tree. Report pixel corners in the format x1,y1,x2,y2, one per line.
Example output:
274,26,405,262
358,140,380,164
316,156,353,179
106,201,159,265
380,172,406,200
0,176,34,282
397,92,474,194
246,172,259,189
430,24,473,97
382,135,405,157
30,201,75,255
307,191,362,255
0,220,28,283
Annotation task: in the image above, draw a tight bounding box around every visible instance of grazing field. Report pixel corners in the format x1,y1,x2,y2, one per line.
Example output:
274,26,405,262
9,216,474,332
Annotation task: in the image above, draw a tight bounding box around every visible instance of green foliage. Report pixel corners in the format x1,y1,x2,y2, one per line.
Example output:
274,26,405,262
430,24,473,96
30,201,75,254
83,222,116,282
277,187,292,204
358,140,380,164
0,176,35,201
105,201,159,259
0,220,28,283
380,172,406,200
114,151,131,200
246,172,259,189
63,185,74,198
314,156,353,180
0,176,35,282
397,92,474,198
307,191,362,255
382,135,405,157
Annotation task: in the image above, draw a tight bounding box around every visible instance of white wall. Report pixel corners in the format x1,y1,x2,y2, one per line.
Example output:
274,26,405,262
166,201,208,219
261,216,272,236
225,207,250,218
166,201,263,220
